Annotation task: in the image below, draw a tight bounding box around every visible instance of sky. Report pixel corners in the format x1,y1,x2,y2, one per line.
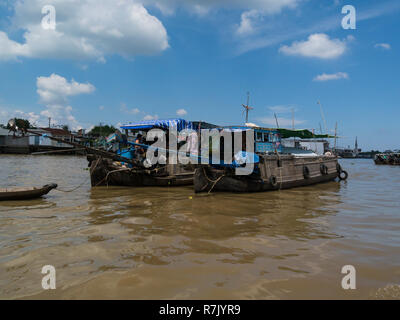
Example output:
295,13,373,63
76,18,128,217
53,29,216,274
0,0,399,151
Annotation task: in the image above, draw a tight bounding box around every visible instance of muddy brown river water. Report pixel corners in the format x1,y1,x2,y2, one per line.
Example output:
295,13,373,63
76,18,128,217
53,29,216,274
0,155,399,299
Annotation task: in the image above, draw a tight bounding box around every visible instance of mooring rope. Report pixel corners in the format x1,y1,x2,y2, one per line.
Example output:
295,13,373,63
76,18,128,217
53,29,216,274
201,166,225,194
55,157,101,193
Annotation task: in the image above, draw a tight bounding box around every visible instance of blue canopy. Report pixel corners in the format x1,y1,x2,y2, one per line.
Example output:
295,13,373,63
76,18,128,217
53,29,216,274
121,118,193,131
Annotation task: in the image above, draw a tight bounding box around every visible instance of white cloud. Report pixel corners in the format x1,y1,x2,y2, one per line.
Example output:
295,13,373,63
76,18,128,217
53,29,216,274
236,10,261,36
36,74,95,130
120,103,141,115
143,114,158,120
0,106,41,127
259,117,305,127
268,105,296,113
146,0,299,15
37,74,95,105
313,72,349,82
279,33,349,59
0,0,169,62
176,108,187,116
374,43,391,50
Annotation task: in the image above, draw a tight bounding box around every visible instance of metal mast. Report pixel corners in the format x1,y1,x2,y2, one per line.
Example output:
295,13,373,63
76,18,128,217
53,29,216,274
242,92,254,124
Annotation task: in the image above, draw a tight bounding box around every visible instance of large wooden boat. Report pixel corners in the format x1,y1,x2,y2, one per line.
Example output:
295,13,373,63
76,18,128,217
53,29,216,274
89,157,194,187
195,154,345,193
88,119,197,187
374,153,400,165
194,126,348,193
0,184,57,201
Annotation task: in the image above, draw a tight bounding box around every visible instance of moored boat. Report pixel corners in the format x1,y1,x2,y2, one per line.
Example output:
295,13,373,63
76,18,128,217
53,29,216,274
374,153,400,165
89,157,194,187
0,184,58,201
194,126,348,193
195,154,346,193
88,118,197,187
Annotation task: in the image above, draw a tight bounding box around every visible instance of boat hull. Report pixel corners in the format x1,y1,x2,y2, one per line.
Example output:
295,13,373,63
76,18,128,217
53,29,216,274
89,157,195,187
0,184,58,201
374,153,400,165
194,155,343,193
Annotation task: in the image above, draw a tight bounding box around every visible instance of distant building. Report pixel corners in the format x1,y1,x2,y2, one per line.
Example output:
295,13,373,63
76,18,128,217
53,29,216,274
28,128,75,150
1,127,78,154
333,137,362,158
0,127,30,153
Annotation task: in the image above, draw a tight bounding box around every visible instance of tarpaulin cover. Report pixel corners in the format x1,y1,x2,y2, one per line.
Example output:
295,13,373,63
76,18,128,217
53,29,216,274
277,129,335,139
121,119,193,131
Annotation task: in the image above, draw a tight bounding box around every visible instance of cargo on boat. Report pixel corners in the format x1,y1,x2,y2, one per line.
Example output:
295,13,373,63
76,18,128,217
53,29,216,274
374,153,400,165
88,119,196,187
194,126,348,193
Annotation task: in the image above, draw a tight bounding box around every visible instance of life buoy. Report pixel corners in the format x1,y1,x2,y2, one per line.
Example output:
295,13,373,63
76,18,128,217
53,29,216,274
269,175,278,187
303,166,310,179
339,170,348,181
336,163,342,173
320,164,328,175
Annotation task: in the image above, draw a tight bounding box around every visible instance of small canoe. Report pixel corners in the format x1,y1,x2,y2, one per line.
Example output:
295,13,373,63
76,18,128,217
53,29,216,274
0,184,58,201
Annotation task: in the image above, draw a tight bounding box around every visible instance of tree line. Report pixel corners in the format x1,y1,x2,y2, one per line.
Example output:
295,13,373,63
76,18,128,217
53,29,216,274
0,118,116,137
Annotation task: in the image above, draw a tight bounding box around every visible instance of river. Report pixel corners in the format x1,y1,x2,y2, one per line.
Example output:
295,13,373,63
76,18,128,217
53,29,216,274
0,155,399,299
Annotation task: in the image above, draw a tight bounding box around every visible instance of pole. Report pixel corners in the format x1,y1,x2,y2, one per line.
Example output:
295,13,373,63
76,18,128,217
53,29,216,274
26,129,141,166
317,101,328,134
246,92,250,123
292,108,295,146
292,108,295,130
334,122,338,153
274,113,280,129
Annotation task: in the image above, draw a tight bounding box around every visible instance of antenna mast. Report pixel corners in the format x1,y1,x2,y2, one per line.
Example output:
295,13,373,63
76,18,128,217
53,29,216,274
334,122,338,152
274,113,280,129
317,101,328,134
242,92,254,124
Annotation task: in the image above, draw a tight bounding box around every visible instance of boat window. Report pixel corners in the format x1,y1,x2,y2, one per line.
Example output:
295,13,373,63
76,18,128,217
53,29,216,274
263,133,269,142
256,132,263,141
269,133,280,143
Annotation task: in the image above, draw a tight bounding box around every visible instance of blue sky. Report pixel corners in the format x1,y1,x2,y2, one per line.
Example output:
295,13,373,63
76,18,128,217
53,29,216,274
0,0,399,151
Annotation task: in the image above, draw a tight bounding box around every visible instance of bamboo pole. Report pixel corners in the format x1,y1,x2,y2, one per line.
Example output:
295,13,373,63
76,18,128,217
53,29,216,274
27,130,141,166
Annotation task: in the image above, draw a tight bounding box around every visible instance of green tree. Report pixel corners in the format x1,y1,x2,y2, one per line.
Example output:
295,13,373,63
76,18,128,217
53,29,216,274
6,118,32,131
88,124,116,137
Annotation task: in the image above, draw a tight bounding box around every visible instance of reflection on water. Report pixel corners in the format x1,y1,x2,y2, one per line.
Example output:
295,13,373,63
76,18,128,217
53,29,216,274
0,155,399,299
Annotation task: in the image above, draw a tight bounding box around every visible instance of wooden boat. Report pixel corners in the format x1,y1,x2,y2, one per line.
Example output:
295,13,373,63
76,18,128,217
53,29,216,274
374,153,400,165
89,157,194,187
195,154,346,193
0,184,58,201
88,119,197,187
194,126,348,193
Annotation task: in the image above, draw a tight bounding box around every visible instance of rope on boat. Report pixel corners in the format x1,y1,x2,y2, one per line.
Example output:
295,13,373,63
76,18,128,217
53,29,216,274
201,167,225,194
93,160,168,187
56,157,101,193
276,152,283,190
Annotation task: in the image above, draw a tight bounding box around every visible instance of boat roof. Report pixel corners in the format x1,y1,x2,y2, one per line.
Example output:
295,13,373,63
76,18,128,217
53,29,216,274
219,126,335,139
121,118,193,131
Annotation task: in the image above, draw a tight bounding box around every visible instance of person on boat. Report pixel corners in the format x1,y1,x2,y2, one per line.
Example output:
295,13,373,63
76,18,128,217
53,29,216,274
134,133,146,161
